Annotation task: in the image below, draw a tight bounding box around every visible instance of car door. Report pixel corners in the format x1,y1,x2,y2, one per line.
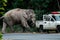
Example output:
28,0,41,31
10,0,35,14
43,15,51,29
49,16,56,29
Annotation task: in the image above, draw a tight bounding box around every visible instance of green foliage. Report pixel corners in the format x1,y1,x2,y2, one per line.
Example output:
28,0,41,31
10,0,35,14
0,33,2,40
0,0,7,16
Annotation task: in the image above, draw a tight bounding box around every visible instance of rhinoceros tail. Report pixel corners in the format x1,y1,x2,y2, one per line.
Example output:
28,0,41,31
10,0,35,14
0,16,4,19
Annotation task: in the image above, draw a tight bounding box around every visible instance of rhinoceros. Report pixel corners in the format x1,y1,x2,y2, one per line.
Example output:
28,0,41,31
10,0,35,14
0,8,36,33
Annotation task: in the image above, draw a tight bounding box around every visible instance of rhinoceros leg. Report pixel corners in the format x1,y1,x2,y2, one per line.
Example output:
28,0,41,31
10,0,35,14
8,24,14,32
21,18,30,32
7,21,14,32
2,22,7,33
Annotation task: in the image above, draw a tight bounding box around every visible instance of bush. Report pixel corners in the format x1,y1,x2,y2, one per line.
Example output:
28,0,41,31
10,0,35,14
0,32,2,40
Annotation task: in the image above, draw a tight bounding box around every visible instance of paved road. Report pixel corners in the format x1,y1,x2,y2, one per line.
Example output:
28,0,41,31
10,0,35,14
3,33,60,40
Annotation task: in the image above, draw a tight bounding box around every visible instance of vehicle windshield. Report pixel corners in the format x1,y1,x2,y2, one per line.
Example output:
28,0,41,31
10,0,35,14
52,15,60,21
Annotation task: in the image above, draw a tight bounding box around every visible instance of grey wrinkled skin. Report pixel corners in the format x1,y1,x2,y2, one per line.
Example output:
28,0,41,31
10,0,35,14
0,8,36,33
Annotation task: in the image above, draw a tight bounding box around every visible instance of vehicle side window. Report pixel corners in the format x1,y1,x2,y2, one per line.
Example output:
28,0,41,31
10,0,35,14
44,16,50,21
52,15,56,20
51,18,54,21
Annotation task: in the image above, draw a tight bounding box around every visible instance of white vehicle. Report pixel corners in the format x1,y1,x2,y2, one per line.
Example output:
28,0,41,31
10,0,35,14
36,12,60,33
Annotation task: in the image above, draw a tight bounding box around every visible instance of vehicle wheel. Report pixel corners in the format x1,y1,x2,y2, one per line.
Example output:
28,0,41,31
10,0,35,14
56,25,60,33
46,30,49,33
56,30,58,33
39,25,43,33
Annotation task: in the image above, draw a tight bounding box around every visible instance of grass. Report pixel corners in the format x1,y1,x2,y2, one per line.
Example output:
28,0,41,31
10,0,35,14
0,25,37,33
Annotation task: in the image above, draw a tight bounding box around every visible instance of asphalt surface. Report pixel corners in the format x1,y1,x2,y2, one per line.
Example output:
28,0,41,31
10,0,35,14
3,33,60,40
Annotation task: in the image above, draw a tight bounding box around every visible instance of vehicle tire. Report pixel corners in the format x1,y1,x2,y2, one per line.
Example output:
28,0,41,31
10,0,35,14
39,25,43,33
56,25,60,33
56,30,58,33
46,30,49,33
